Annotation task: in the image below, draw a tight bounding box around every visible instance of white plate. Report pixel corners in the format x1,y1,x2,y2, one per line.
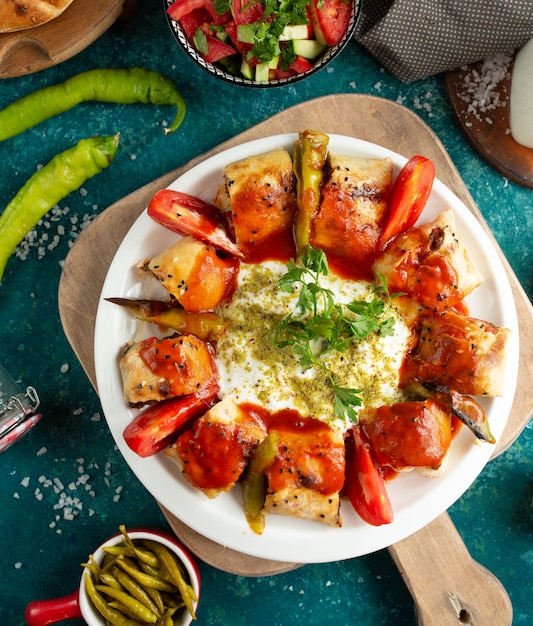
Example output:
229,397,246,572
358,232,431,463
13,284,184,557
94,134,519,564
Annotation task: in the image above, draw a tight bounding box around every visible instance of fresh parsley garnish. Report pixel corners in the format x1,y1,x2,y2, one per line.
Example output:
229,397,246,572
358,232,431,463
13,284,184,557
272,247,397,422
230,0,311,64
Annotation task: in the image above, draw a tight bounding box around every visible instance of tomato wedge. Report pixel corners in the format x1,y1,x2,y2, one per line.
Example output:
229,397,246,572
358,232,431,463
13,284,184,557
378,155,436,250
168,0,210,21
123,390,219,457
148,189,243,257
343,425,394,526
310,0,352,46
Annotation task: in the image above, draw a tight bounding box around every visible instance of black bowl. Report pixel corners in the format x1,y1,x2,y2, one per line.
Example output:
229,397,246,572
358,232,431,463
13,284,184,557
165,0,362,88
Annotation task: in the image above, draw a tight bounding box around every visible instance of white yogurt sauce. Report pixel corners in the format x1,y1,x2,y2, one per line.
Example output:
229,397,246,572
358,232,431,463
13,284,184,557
215,261,410,430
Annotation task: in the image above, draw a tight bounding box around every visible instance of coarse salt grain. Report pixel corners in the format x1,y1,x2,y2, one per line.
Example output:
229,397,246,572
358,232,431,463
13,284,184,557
456,53,513,123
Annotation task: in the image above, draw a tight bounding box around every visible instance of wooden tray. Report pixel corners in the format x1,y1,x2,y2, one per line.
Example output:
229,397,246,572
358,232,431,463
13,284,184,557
59,94,533,625
445,54,533,189
0,0,126,79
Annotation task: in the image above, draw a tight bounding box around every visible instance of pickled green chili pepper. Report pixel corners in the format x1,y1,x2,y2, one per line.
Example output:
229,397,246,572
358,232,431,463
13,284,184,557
143,540,197,620
0,67,186,142
84,574,141,626
94,584,159,623
0,133,119,283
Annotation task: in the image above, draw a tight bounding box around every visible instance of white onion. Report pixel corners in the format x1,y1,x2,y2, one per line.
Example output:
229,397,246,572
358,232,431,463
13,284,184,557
510,37,533,149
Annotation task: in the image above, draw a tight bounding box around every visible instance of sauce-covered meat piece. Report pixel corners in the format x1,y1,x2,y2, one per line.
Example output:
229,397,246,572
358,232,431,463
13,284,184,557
166,397,267,498
119,334,218,406
360,399,452,471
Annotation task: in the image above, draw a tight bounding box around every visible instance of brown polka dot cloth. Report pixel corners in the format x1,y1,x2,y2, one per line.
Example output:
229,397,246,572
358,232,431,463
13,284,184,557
354,0,533,82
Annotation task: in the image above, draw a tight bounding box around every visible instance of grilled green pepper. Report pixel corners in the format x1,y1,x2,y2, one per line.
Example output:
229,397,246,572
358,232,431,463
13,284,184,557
293,129,329,255
0,134,119,283
242,430,280,535
106,297,228,339
0,68,186,142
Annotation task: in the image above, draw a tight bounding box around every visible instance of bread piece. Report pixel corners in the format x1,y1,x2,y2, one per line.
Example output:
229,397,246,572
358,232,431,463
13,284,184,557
400,310,511,397
310,153,392,276
263,414,345,527
146,235,238,312
0,0,75,33
222,148,297,250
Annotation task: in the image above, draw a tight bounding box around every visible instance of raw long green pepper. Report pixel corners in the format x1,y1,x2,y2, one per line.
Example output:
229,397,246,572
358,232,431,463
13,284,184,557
0,68,186,142
0,134,119,282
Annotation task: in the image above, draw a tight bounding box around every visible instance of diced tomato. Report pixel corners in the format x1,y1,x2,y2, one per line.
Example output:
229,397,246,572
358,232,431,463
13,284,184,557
275,56,313,79
310,0,352,46
378,156,436,250
168,0,229,23
202,35,237,62
289,55,313,74
168,0,210,21
179,8,211,38
148,189,243,257
231,0,264,25
123,390,219,457
224,21,258,64
343,425,394,526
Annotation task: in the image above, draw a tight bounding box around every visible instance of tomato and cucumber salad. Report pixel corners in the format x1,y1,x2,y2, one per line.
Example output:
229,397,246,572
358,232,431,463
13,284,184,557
167,0,353,82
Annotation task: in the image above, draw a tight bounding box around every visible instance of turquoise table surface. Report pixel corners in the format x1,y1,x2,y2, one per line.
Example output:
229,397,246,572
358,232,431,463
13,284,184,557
1,1,532,624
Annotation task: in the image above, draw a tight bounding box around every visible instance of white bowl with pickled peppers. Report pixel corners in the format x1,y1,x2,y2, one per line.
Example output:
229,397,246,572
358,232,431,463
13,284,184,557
165,0,361,87
25,527,200,626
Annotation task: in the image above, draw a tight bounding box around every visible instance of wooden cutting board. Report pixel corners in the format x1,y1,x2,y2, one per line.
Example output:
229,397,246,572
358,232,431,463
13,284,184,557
445,54,533,189
59,94,532,625
0,0,126,79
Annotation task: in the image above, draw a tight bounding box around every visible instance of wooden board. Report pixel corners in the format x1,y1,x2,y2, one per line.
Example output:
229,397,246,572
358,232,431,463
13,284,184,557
445,54,533,188
0,0,126,79
59,94,531,624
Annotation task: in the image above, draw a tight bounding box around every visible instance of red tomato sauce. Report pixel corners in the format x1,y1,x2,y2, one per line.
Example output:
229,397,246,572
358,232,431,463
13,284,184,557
241,226,297,264
241,403,345,496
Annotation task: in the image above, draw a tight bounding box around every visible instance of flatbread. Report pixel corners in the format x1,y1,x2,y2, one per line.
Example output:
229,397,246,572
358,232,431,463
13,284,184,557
0,0,75,33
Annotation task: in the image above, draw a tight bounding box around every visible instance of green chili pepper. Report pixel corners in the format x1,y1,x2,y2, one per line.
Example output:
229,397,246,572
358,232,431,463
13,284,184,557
112,566,162,617
84,574,141,626
116,555,177,592
143,540,197,620
293,130,329,255
95,584,159,624
242,430,280,535
0,67,186,142
0,133,119,283
106,297,229,339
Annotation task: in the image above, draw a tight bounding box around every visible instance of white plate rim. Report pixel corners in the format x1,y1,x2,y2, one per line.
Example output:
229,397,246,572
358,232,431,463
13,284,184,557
94,133,519,563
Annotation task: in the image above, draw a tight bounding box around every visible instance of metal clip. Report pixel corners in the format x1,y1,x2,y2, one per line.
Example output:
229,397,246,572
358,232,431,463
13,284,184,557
0,386,41,452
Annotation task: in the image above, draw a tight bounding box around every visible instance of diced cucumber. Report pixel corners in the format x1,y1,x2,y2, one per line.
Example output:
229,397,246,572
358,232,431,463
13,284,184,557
241,58,254,80
292,39,327,59
215,29,228,43
279,24,309,41
255,63,270,83
254,56,279,83
237,23,256,44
